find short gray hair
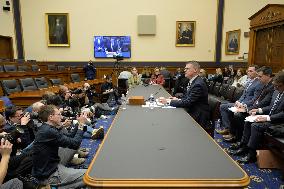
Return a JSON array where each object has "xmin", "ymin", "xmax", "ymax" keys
[{"xmin": 186, "ymin": 61, "xmax": 200, "ymax": 70}]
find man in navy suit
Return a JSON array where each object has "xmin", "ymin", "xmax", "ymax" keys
[
  {"xmin": 226, "ymin": 66, "xmax": 274, "ymax": 142},
  {"xmin": 218, "ymin": 65, "xmax": 263, "ymax": 140},
  {"xmin": 160, "ymin": 61, "xmax": 209, "ymax": 129},
  {"xmin": 235, "ymin": 71, "xmax": 284, "ymax": 164}
]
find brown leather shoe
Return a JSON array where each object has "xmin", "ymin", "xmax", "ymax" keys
[
  {"xmin": 223, "ymin": 134, "xmax": 233, "ymax": 139},
  {"xmin": 77, "ymin": 149, "xmax": 89, "ymax": 158},
  {"xmin": 217, "ymin": 128, "xmax": 229, "ymax": 135},
  {"xmin": 70, "ymin": 157, "xmax": 85, "ymax": 165},
  {"xmin": 91, "ymin": 126, "xmax": 104, "ymax": 140}
]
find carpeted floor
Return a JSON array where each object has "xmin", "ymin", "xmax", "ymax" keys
[
  {"xmin": 214, "ymin": 132, "xmax": 284, "ymax": 189},
  {"xmin": 78, "ymin": 115, "xmax": 283, "ymax": 189}
]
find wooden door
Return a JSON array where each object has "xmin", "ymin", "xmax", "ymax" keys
[
  {"xmin": 270, "ymin": 24, "xmax": 284, "ymax": 72},
  {"xmin": 254, "ymin": 25, "xmax": 284, "ymax": 72},
  {"xmin": 0, "ymin": 35, "xmax": 14, "ymax": 61}
]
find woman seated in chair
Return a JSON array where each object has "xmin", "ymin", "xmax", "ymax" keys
[
  {"xmin": 208, "ymin": 68, "xmax": 223, "ymax": 83},
  {"xmin": 128, "ymin": 67, "xmax": 142, "ymax": 88},
  {"xmin": 231, "ymin": 68, "xmax": 247, "ymax": 88},
  {"xmin": 149, "ymin": 67, "xmax": 165, "ymax": 85}
]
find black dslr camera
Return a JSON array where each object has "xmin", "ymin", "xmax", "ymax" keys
[
  {"xmin": 71, "ymin": 89, "xmax": 83, "ymax": 95},
  {"xmin": 0, "ymin": 127, "xmax": 24, "ymax": 144},
  {"xmin": 113, "ymin": 55, "xmax": 124, "ymax": 61}
]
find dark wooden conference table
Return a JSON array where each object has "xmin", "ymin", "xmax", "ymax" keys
[{"xmin": 84, "ymin": 85, "xmax": 250, "ymax": 188}]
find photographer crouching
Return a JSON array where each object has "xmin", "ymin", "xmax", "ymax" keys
[
  {"xmin": 4, "ymin": 106, "xmax": 33, "ymax": 156},
  {"xmin": 0, "ymin": 115, "xmax": 23, "ymax": 189},
  {"xmin": 32, "ymin": 105, "xmax": 88, "ymax": 188}
]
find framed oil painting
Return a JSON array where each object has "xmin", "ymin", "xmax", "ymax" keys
[
  {"xmin": 45, "ymin": 13, "xmax": 70, "ymax": 47},
  {"xmin": 225, "ymin": 29, "xmax": 241, "ymax": 55},
  {"xmin": 176, "ymin": 21, "xmax": 196, "ymax": 47}
]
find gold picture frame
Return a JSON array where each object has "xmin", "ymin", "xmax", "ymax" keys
[
  {"xmin": 176, "ymin": 21, "xmax": 196, "ymax": 47},
  {"xmin": 225, "ymin": 29, "xmax": 241, "ymax": 55},
  {"xmin": 45, "ymin": 13, "xmax": 70, "ymax": 47}
]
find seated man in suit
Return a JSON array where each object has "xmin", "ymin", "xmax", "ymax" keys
[
  {"xmin": 234, "ymin": 71, "xmax": 284, "ymax": 164},
  {"xmin": 159, "ymin": 61, "xmax": 210, "ymax": 129},
  {"xmin": 224, "ymin": 66, "xmax": 275, "ymax": 143},
  {"xmin": 218, "ymin": 65, "xmax": 263, "ymax": 139}
]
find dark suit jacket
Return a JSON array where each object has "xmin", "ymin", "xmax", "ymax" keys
[
  {"xmin": 249, "ymin": 81, "xmax": 274, "ymax": 110},
  {"xmin": 261, "ymin": 90, "xmax": 284, "ymax": 123},
  {"xmin": 238, "ymin": 79, "xmax": 263, "ymax": 107},
  {"xmin": 170, "ymin": 76, "xmax": 209, "ymax": 128}
]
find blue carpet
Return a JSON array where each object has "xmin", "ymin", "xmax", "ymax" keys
[
  {"xmin": 77, "ymin": 115, "xmax": 284, "ymax": 189},
  {"xmin": 78, "ymin": 115, "xmax": 115, "ymax": 167},
  {"xmin": 214, "ymin": 132, "xmax": 284, "ymax": 189}
]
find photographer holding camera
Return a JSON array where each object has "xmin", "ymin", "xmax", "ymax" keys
[
  {"xmin": 0, "ymin": 114, "xmax": 31, "ymax": 189},
  {"xmin": 101, "ymin": 75, "xmax": 121, "ymax": 106},
  {"xmin": 33, "ymin": 105, "xmax": 88, "ymax": 188},
  {"xmin": 4, "ymin": 106, "xmax": 33, "ymax": 155},
  {"xmin": 0, "ymin": 138, "xmax": 23, "ymax": 189}
]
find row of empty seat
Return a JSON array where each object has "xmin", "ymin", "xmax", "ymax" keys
[
  {"xmin": 1, "ymin": 74, "xmax": 81, "ymax": 95},
  {"xmin": 208, "ymin": 81, "xmax": 244, "ymax": 121},
  {"xmin": 0, "ymin": 64, "xmax": 78, "ymax": 72}
]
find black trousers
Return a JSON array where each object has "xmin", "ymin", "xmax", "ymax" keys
[
  {"xmin": 232, "ymin": 112, "xmax": 247, "ymax": 140},
  {"xmin": 241, "ymin": 121, "xmax": 272, "ymax": 150}
]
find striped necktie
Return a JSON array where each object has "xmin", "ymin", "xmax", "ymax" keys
[
  {"xmin": 187, "ymin": 82, "xmax": 191, "ymax": 91},
  {"xmin": 245, "ymin": 79, "xmax": 254, "ymax": 91},
  {"xmin": 269, "ymin": 92, "xmax": 283, "ymax": 115}
]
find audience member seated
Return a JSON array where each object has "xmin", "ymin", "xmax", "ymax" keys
[
  {"xmin": 149, "ymin": 67, "xmax": 165, "ymax": 85},
  {"xmin": 32, "ymin": 105, "xmax": 87, "ymax": 187},
  {"xmin": 199, "ymin": 68, "xmax": 209, "ymax": 87},
  {"xmin": 235, "ymin": 71, "xmax": 284, "ymax": 164},
  {"xmin": 224, "ymin": 66, "xmax": 274, "ymax": 143},
  {"xmin": 208, "ymin": 68, "xmax": 223, "ymax": 83},
  {"xmin": 173, "ymin": 68, "xmax": 182, "ymax": 79},
  {"xmin": 231, "ymin": 68, "xmax": 247, "ymax": 88},
  {"xmin": 223, "ymin": 65, "xmax": 235, "ymax": 84},
  {"xmin": 218, "ymin": 65, "xmax": 263, "ymax": 139},
  {"xmin": 128, "ymin": 67, "xmax": 142, "ymax": 88},
  {"xmin": 172, "ymin": 71, "xmax": 189, "ymax": 98},
  {"xmin": 159, "ymin": 61, "xmax": 210, "ymax": 129},
  {"xmin": 141, "ymin": 67, "xmax": 152, "ymax": 78},
  {"xmin": 118, "ymin": 67, "xmax": 132, "ymax": 79},
  {"xmin": 160, "ymin": 67, "xmax": 171, "ymax": 79}
]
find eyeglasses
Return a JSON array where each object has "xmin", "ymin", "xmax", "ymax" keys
[
  {"xmin": 273, "ymin": 83, "xmax": 284, "ymax": 88},
  {"xmin": 184, "ymin": 68, "xmax": 190, "ymax": 71}
]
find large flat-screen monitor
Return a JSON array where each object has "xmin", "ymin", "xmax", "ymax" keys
[{"xmin": 94, "ymin": 36, "xmax": 131, "ymax": 58}]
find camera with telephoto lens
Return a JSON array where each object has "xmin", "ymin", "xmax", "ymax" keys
[
  {"xmin": 71, "ymin": 89, "xmax": 83, "ymax": 95},
  {"xmin": 0, "ymin": 127, "xmax": 24, "ymax": 144}
]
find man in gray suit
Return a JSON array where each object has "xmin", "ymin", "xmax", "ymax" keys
[
  {"xmin": 235, "ymin": 71, "xmax": 284, "ymax": 164},
  {"xmin": 218, "ymin": 65, "xmax": 263, "ymax": 140}
]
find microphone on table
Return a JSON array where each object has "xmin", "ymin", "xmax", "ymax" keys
[{"xmin": 144, "ymin": 87, "xmax": 162, "ymax": 102}]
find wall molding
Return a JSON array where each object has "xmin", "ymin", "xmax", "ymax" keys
[{"xmin": 45, "ymin": 61, "xmax": 247, "ymax": 68}]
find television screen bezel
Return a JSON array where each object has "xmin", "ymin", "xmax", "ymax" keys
[{"xmin": 94, "ymin": 35, "xmax": 131, "ymax": 58}]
